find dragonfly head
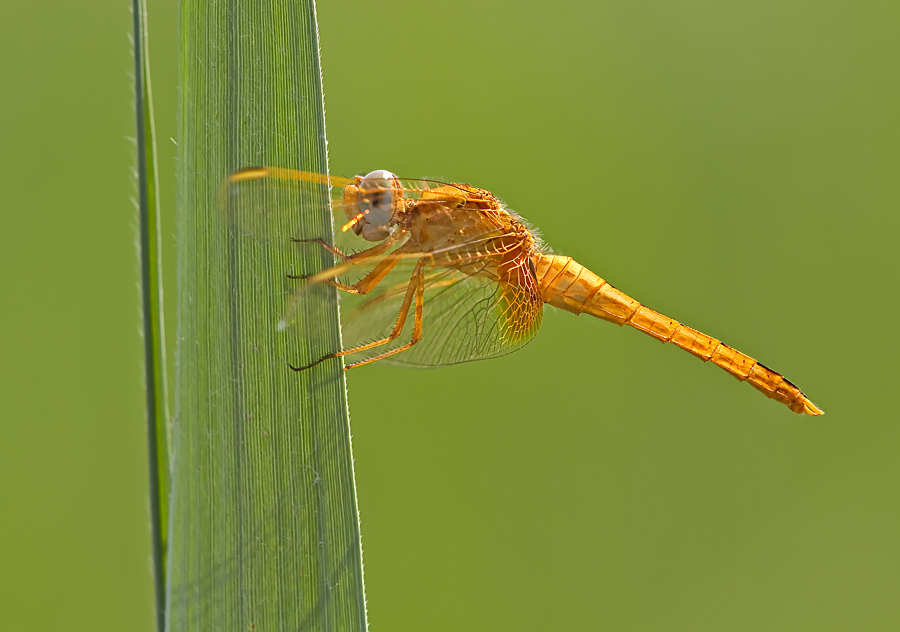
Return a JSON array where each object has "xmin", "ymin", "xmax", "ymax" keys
[{"xmin": 357, "ymin": 169, "xmax": 402, "ymax": 230}]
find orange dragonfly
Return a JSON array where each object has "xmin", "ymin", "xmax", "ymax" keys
[{"xmin": 224, "ymin": 167, "xmax": 823, "ymax": 416}]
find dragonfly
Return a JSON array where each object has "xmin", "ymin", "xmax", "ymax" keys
[{"xmin": 224, "ymin": 166, "xmax": 824, "ymax": 416}]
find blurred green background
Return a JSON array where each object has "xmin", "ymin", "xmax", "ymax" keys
[{"xmin": 2, "ymin": 0, "xmax": 898, "ymax": 630}]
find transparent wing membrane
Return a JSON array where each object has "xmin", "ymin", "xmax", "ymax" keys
[
  {"xmin": 339, "ymin": 253, "xmax": 543, "ymax": 368},
  {"xmin": 220, "ymin": 167, "xmax": 350, "ymax": 248}
]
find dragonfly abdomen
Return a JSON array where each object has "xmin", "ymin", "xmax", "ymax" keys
[{"xmin": 533, "ymin": 254, "xmax": 823, "ymax": 415}]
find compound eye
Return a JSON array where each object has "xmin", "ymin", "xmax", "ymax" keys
[{"xmin": 358, "ymin": 169, "xmax": 400, "ymax": 227}]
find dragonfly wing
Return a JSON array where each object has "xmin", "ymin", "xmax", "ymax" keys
[
  {"xmin": 340, "ymin": 250, "xmax": 543, "ymax": 367},
  {"xmin": 219, "ymin": 168, "xmax": 350, "ymax": 247}
]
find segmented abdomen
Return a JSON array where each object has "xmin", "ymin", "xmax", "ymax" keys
[{"xmin": 533, "ymin": 253, "xmax": 823, "ymax": 415}]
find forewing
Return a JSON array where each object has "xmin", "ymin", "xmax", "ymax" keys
[{"xmin": 220, "ymin": 168, "xmax": 348, "ymax": 246}]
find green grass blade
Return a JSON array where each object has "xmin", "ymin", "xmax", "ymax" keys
[
  {"xmin": 132, "ymin": 0, "xmax": 170, "ymax": 628},
  {"xmin": 168, "ymin": 1, "xmax": 367, "ymax": 630}
]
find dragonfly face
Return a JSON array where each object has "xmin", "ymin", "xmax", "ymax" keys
[{"xmin": 346, "ymin": 169, "xmax": 403, "ymax": 241}]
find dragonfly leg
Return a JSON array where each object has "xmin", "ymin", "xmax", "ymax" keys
[
  {"xmin": 291, "ymin": 237, "xmax": 351, "ymax": 261},
  {"xmin": 291, "ymin": 233, "xmax": 397, "ymax": 263},
  {"xmin": 343, "ymin": 264, "xmax": 425, "ymax": 369},
  {"xmin": 313, "ymin": 250, "xmax": 402, "ymax": 294},
  {"xmin": 295, "ymin": 237, "xmax": 411, "ymax": 293},
  {"xmin": 287, "ymin": 232, "xmax": 402, "ymax": 280},
  {"xmin": 279, "ymin": 243, "xmax": 414, "ymax": 333},
  {"xmin": 290, "ymin": 259, "xmax": 425, "ymax": 372}
]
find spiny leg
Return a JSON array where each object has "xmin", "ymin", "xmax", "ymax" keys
[
  {"xmin": 343, "ymin": 262, "xmax": 426, "ymax": 369},
  {"xmin": 293, "ymin": 250, "xmax": 402, "ymax": 294},
  {"xmin": 291, "ymin": 237, "xmax": 350, "ymax": 261},
  {"xmin": 286, "ymin": 233, "xmax": 403, "ymax": 284},
  {"xmin": 290, "ymin": 233, "xmax": 398, "ymax": 264},
  {"xmin": 314, "ymin": 244, "xmax": 493, "ymax": 298},
  {"xmin": 279, "ymin": 243, "xmax": 414, "ymax": 331},
  {"xmin": 290, "ymin": 259, "xmax": 425, "ymax": 372}
]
